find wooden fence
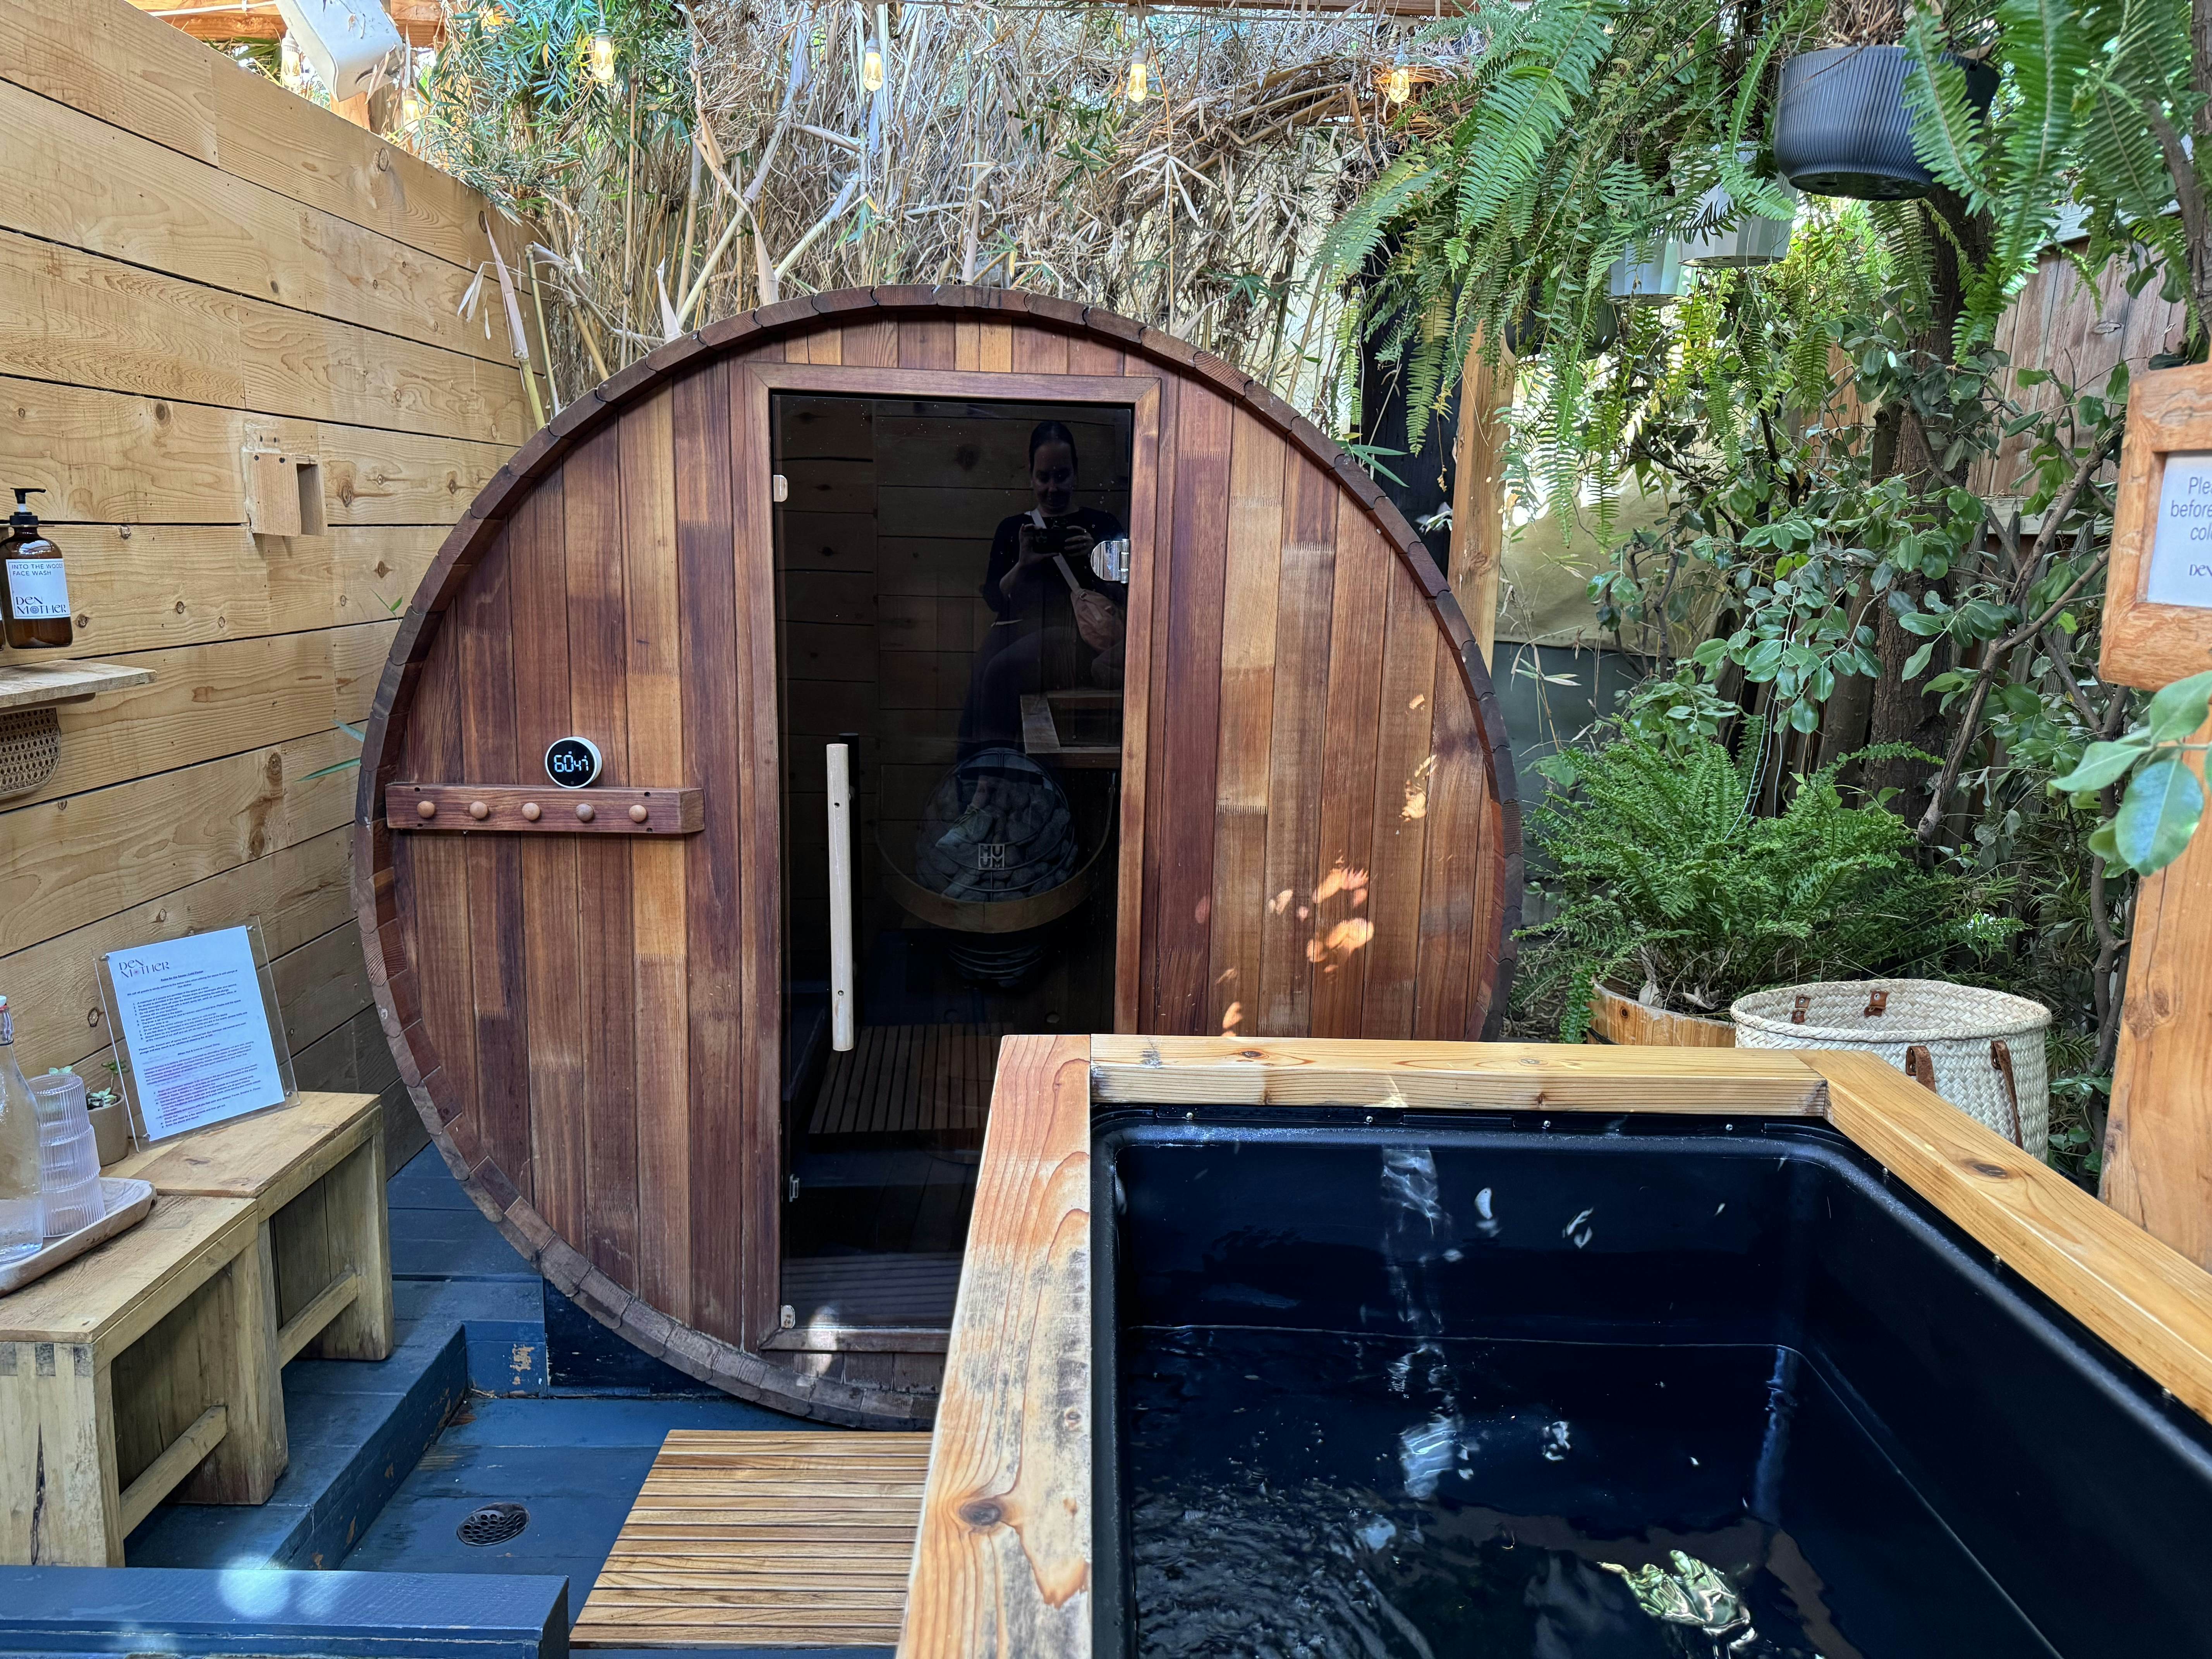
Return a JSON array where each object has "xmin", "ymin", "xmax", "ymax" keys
[{"xmin": 0, "ymin": 0, "xmax": 541, "ymax": 1171}]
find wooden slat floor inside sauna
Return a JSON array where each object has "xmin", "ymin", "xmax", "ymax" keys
[
  {"xmin": 805, "ymin": 1022, "xmax": 1008, "ymax": 1144},
  {"xmin": 570, "ymin": 1430, "xmax": 929, "ymax": 1650},
  {"xmin": 783, "ymin": 1252, "xmax": 964, "ymax": 1328}
]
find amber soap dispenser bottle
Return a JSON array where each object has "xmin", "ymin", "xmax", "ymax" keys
[{"xmin": 1, "ymin": 488, "xmax": 70, "ymax": 649}]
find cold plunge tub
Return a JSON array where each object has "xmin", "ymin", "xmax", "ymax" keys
[{"xmin": 1090, "ymin": 1108, "xmax": 2212, "ymax": 1659}]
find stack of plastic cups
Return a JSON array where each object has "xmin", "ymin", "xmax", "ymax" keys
[{"xmin": 31, "ymin": 1072, "xmax": 103, "ymax": 1238}]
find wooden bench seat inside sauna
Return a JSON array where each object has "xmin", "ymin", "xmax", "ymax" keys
[{"xmin": 355, "ymin": 287, "xmax": 1519, "ymax": 1427}]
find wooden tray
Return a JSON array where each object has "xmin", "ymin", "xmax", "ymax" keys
[{"xmin": 0, "ymin": 1178, "xmax": 156, "ymax": 1296}]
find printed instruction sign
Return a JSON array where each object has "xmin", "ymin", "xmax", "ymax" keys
[
  {"xmin": 2148, "ymin": 451, "xmax": 2212, "ymax": 610},
  {"xmin": 105, "ymin": 926, "xmax": 287, "ymax": 1140}
]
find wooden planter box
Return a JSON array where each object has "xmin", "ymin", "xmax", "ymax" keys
[{"xmin": 1587, "ymin": 981, "xmax": 1736, "ymax": 1047}]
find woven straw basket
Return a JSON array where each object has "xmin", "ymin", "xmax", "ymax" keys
[{"xmin": 1729, "ymin": 979, "xmax": 2052, "ymax": 1158}]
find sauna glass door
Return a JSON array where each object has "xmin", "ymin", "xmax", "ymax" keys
[{"xmin": 771, "ymin": 394, "xmax": 1134, "ymax": 1338}]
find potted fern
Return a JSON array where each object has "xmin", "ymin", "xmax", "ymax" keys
[
  {"xmin": 1518, "ymin": 723, "xmax": 2017, "ymax": 1044},
  {"xmin": 1772, "ymin": 0, "xmax": 1997, "ymax": 199}
]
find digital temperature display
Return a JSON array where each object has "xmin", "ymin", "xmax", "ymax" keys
[{"xmin": 544, "ymin": 735, "xmax": 603, "ymax": 788}]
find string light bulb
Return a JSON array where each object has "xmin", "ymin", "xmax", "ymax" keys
[
  {"xmin": 279, "ymin": 34, "xmax": 302, "ymax": 88},
  {"xmin": 479, "ymin": 5, "xmax": 505, "ymax": 29},
  {"xmin": 588, "ymin": 33, "xmax": 618, "ymax": 84},
  {"xmin": 402, "ymin": 91, "xmax": 423, "ymax": 125},
  {"xmin": 1385, "ymin": 64, "xmax": 1411, "ymax": 104},
  {"xmin": 863, "ymin": 47, "xmax": 884, "ymax": 92},
  {"xmin": 1125, "ymin": 58, "xmax": 1149, "ymax": 101}
]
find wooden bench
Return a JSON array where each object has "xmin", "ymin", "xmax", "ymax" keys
[
  {"xmin": 0, "ymin": 1195, "xmax": 283, "ymax": 1565},
  {"xmin": 109, "ymin": 1093, "xmax": 393, "ymax": 1366}
]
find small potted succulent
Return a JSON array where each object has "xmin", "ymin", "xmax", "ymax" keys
[{"xmin": 1772, "ymin": 0, "xmax": 1998, "ymax": 199}]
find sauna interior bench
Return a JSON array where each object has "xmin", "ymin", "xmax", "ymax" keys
[{"xmin": 107, "ymin": 1092, "xmax": 394, "ymax": 1370}]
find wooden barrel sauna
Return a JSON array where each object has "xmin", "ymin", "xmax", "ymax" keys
[{"xmin": 354, "ymin": 288, "xmax": 1521, "ymax": 1426}]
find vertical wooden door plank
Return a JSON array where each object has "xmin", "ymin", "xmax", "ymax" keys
[
  {"xmin": 511, "ymin": 472, "xmax": 588, "ymax": 1246},
  {"xmin": 844, "ymin": 318, "xmax": 899, "ymax": 367},
  {"xmin": 565, "ymin": 421, "xmax": 640, "ymax": 1288},
  {"xmin": 1149, "ymin": 382, "xmax": 1233, "ymax": 1032},
  {"xmin": 1066, "ymin": 336, "xmax": 1123, "ymax": 376},
  {"xmin": 675, "ymin": 358, "xmax": 745, "ymax": 1345},
  {"xmin": 1359, "ymin": 563, "xmax": 1439, "ymax": 1039},
  {"xmin": 900, "ymin": 318, "xmax": 955, "ymax": 370},
  {"xmin": 1414, "ymin": 645, "xmax": 1487, "ymax": 1040},
  {"xmin": 401, "ymin": 636, "xmax": 478, "ymax": 1159},
  {"xmin": 1012, "ymin": 325, "xmax": 1068, "ymax": 375},
  {"xmin": 1206, "ymin": 409, "xmax": 1283, "ymax": 1036},
  {"xmin": 1257, "ymin": 460, "xmax": 1336, "ymax": 1037},
  {"xmin": 979, "ymin": 322, "xmax": 1014, "ymax": 373},
  {"xmin": 621, "ymin": 388, "xmax": 693, "ymax": 1321},
  {"xmin": 1114, "ymin": 377, "xmax": 1163, "ymax": 1032},
  {"xmin": 1309, "ymin": 514, "xmax": 1389, "ymax": 1037},
  {"xmin": 455, "ymin": 527, "xmax": 531, "ymax": 1198},
  {"xmin": 730, "ymin": 352, "xmax": 784, "ymax": 1346},
  {"xmin": 1135, "ymin": 373, "xmax": 1181, "ymax": 1030}
]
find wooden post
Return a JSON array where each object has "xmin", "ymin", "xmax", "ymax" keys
[
  {"xmin": 2095, "ymin": 363, "xmax": 2212, "ymax": 1267},
  {"xmin": 1448, "ymin": 331, "xmax": 1514, "ymax": 669},
  {"xmin": 307, "ymin": 1133, "xmax": 396, "ymax": 1362},
  {"xmin": 179, "ymin": 1225, "xmax": 287, "ymax": 1506},
  {"xmin": 0, "ymin": 1341, "xmax": 119, "ymax": 1565}
]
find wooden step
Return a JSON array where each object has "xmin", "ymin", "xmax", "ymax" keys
[{"xmin": 570, "ymin": 1429, "xmax": 931, "ymax": 1650}]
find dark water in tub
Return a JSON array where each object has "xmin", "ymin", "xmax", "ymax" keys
[{"xmin": 1120, "ymin": 1328, "xmax": 2056, "ymax": 1659}]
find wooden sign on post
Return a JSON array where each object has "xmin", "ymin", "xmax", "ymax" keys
[
  {"xmin": 2099, "ymin": 363, "xmax": 2212, "ymax": 1269},
  {"xmin": 2104, "ymin": 366, "xmax": 2212, "ymax": 691}
]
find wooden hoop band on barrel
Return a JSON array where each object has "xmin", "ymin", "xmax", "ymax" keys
[{"xmin": 353, "ymin": 287, "xmax": 1523, "ymax": 1426}]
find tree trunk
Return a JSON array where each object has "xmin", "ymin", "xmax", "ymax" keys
[{"xmin": 1864, "ymin": 189, "xmax": 1989, "ymax": 807}]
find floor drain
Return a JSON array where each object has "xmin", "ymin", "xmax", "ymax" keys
[{"xmin": 457, "ymin": 1501, "xmax": 529, "ymax": 1546}]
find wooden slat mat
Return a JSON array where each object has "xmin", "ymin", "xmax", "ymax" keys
[
  {"xmin": 808, "ymin": 1024, "xmax": 1006, "ymax": 1139},
  {"xmin": 785, "ymin": 1252, "xmax": 963, "ymax": 1327},
  {"xmin": 572, "ymin": 1430, "xmax": 930, "ymax": 1649}
]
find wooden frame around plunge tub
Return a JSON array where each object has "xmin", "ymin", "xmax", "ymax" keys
[
  {"xmin": 897, "ymin": 1034, "xmax": 2212, "ymax": 1659},
  {"xmin": 740, "ymin": 362, "xmax": 1164, "ymax": 1035}
]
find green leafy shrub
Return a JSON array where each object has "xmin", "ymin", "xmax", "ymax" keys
[{"xmin": 1519, "ymin": 728, "xmax": 2018, "ymax": 1040}]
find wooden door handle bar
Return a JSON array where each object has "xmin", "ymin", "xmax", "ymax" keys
[{"xmin": 385, "ymin": 783, "xmax": 704, "ymax": 834}]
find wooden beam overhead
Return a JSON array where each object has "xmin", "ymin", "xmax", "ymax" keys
[{"xmin": 127, "ymin": 0, "xmax": 442, "ymax": 47}]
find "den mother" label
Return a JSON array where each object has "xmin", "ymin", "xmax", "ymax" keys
[{"xmin": 2150, "ymin": 451, "xmax": 2212, "ymax": 608}]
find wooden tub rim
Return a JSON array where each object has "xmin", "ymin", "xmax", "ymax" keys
[
  {"xmin": 898, "ymin": 1034, "xmax": 2212, "ymax": 1656},
  {"xmin": 350, "ymin": 289, "xmax": 1524, "ymax": 1429}
]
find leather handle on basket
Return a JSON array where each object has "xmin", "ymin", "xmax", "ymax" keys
[
  {"xmin": 1790, "ymin": 993, "xmax": 1811, "ymax": 1025},
  {"xmin": 1904, "ymin": 1045, "xmax": 1938, "ymax": 1091},
  {"xmin": 1864, "ymin": 988, "xmax": 1889, "ymax": 1017},
  {"xmin": 1990, "ymin": 1039, "xmax": 2025, "ymax": 1149}
]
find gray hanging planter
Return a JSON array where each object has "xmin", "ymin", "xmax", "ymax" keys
[
  {"xmin": 1504, "ymin": 289, "xmax": 1620, "ymax": 357},
  {"xmin": 1680, "ymin": 146, "xmax": 1799, "ymax": 267},
  {"xmin": 1608, "ymin": 239, "xmax": 1686, "ymax": 305},
  {"xmin": 1772, "ymin": 44, "xmax": 1998, "ymax": 201}
]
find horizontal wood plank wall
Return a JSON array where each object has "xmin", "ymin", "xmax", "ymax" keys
[
  {"xmin": 363, "ymin": 289, "xmax": 1516, "ymax": 1422},
  {"xmin": 0, "ymin": 0, "xmax": 538, "ymax": 1174}
]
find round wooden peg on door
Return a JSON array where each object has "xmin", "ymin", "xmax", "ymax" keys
[
  {"xmin": 469, "ymin": 800, "xmax": 490, "ymax": 821},
  {"xmin": 521, "ymin": 801, "xmax": 542, "ymax": 821},
  {"xmin": 575, "ymin": 802, "xmax": 596, "ymax": 823},
  {"xmin": 629, "ymin": 804, "xmax": 649, "ymax": 823},
  {"xmin": 416, "ymin": 799, "xmax": 437, "ymax": 819}
]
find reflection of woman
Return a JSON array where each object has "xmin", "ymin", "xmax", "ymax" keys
[{"xmin": 958, "ymin": 420, "xmax": 1128, "ymax": 755}]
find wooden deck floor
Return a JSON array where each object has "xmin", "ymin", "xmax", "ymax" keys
[
  {"xmin": 570, "ymin": 1430, "xmax": 929, "ymax": 1649},
  {"xmin": 807, "ymin": 1023, "xmax": 1006, "ymax": 1142}
]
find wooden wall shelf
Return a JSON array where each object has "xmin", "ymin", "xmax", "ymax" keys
[
  {"xmin": 0, "ymin": 660, "xmax": 154, "ymax": 712},
  {"xmin": 384, "ymin": 783, "xmax": 703, "ymax": 835}
]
